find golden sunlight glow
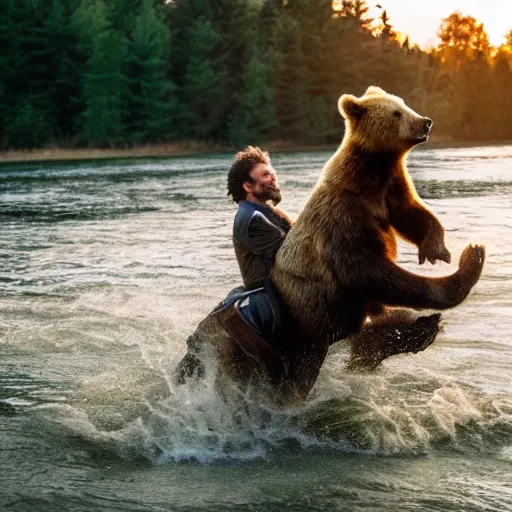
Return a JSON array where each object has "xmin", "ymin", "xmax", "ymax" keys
[
  {"xmin": 335, "ymin": 1, "xmax": 512, "ymax": 49},
  {"xmin": 332, "ymin": 0, "xmax": 342, "ymax": 11}
]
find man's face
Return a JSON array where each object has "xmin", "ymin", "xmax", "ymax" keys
[{"xmin": 245, "ymin": 162, "xmax": 282, "ymax": 205}]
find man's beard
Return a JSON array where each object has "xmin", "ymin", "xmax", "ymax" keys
[{"xmin": 254, "ymin": 185, "xmax": 282, "ymax": 206}]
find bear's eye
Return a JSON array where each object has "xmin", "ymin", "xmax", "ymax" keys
[{"xmin": 393, "ymin": 110, "xmax": 402, "ymax": 118}]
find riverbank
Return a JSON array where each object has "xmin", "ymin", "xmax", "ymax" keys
[{"xmin": 1, "ymin": 138, "xmax": 511, "ymax": 163}]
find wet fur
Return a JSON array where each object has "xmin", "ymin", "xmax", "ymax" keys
[
  {"xmin": 268, "ymin": 87, "xmax": 485, "ymax": 398},
  {"xmin": 177, "ymin": 87, "xmax": 485, "ymax": 401}
]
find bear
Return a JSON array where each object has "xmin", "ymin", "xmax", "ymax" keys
[
  {"xmin": 175, "ymin": 86, "xmax": 485, "ymax": 402},
  {"xmin": 269, "ymin": 86, "xmax": 485, "ymax": 397}
]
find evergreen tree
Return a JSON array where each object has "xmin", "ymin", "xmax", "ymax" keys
[
  {"xmin": 106, "ymin": 0, "xmax": 141, "ymax": 35},
  {"xmin": 170, "ymin": 0, "xmax": 263, "ymax": 141},
  {"xmin": 493, "ymin": 53, "xmax": 512, "ymax": 139},
  {"xmin": 273, "ymin": 14, "xmax": 310, "ymax": 141},
  {"xmin": 0, "ymin": 0, "xmax": 20, "ymax": 146},
  {"xmin": 227, "ymin": 45, "xmax": 276, "ymax": 147},
  {"xmin": 70, "ymin": 0, "xmax": 107, "ymax": 143},
  {"xmin": 426, "ymin": 62, "xmax": 460, "ymax": 140},
  {"xmin": 339, "ymin": 0, "xmax": 374, "ymax": 31},
  {"xmin": 177, "ymin": 17, "xmax": 223, "ymax": 139},
  {"xmin": 377, "ymin": 9, "xmax": 396, "ymax": 41},
  {"xmin": 456, "ymin": 56, "xmax": 495, "ymax": 139},
  {"xmin": 288, "ymin": 0, "xmax": 333, "ymax": 96},
  {"xmin": 308, "ymin": 95, "xmax": 332, "ymax": 143},
  {"xmin": 44, "ymin": 0, "xmax": 83, "ymax": 142},
  {"xmin": 80, "ymin": 0, "xmax": 127, "ymax": 145},
  {"xmin": 124, "ymin": 0, "xmax": 176, "ymax": 143},
  {"xmin": 322, "ymin": 15, "xmax": 367, "ymax": 95},
  {"xmin": 2, "ymin": 0, "xmax": 512, "ymax": 148},
  {"xmin": 1, "ymin": 0, "xmax": 57, "ymax": 148}
]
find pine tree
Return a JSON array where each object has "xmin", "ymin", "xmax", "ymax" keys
[
  {"xmin": 308, "ymin": 95, "xmax": 332, "ymax": 143},
  {"xmin": 273, "ymin": 14, "xmax": 310, "ymax": 141},
  {"xmin": 80, "ymin": 0, "xmax": 127, "ymax": 145},
  {"xmin": 177, "ymin": 17, "xmax": 223, "ymax": 140},
  {"xmin": 227, "ymin": 45, "xmax": 276, "ymax": 147},
  {"xmin": 44, "ymin": 0, "xmax": 83, "ymax": 142},
  {"xmin": 457, "ymin": 56, "xmax": 495, "ymax": 139},
  {"xmin": 322, "ymin": 15, "xmax": 367, "ymax": 94},
  {"xmin": 1, "ymin": 0, "xmax": 56, "ymax": 148},
  {"xmin": 339, "ymin": 0, "xmax": 374, "ymax": 31},
  {"xmin": 124, "ymin": 0, "xmax": 176, "ymax": 143},
  {"xmin": 493, "ymin": 54, "xmax": 512, "ymax": 139},
  {"xmin": 378, "ymin": 9, "xmax": 396, "ymax": 41},
  {"xmin": 106, "ymin": 0, "xmax": 141, "ymax": 35},
  {"xmin": 0, "ymin": 0, "xmax": 20, "ymax": 146}
]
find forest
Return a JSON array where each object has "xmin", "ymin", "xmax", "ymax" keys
[{"xmin": 1, "ymin": 0, "xmax": 512, "ymax": 150}]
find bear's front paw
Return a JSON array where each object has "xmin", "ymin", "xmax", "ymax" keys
[
  {"xmin": 458, "ymin": 244, "xmax": 485, "ymax": 286},
  {"xmin": 418, "ymin": 240, "xmax": 451, "ymax": 265}
]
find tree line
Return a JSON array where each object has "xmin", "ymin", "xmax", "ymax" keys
[{"xmin": 1, "ymin": 0, "xmax": 512, "ymax": 150}]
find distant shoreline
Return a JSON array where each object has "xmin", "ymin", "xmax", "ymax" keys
[{"xmin": 1, "ymin": 139, "xmax": 511, "ymax": 164}]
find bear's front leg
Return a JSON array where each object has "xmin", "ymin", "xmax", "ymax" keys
[
  {"xmin": 418, "ymin": 223, "xmax": 451, "ymax": 265},
  {"xmin": 387, "ymin": 173, "xmax": 451, "ymax": 264},
  {"xmin": 391, "ymin": 204, "xmax": 451, "ymax": 265},
  {"xmin": 346, "ymin": 309, "xmax": 442, "ymax": 372}
]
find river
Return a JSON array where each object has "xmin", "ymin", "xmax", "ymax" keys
[{"xmin": 1, "ymin": 145, "xmax": 511, "ymax": 511}]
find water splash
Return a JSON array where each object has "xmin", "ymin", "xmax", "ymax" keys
[{"xmin": 33, "ymin": 355, "xmax": 512, "ymax": 465}]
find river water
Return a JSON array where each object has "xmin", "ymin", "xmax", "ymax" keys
[{"xmin": 1, "ymin": 146, "xmax": 511, "ymax": 511}]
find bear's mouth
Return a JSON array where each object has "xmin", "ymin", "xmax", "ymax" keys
[
  {"xmin": 409, "ymin": 117, "xmax": 433, "ymax": 144},
  {"xmin": 411, "ymin": 120, "xmax": 433, "ymax": 144},
  {"xmin": 409, "ymin": 133, "xmax": 429, "ymax": 145}
]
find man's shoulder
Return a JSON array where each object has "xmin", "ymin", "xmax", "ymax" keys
[
  {"xmin": 238, "ymin": 200, "xmax": 272, "ymax": 216},
  {"xmin": 235, "ymin": 201, "xmax": 271, "ymax": 225},
  {"xmin": 234, "ymin": 202, "xmax": 273, "ymax": 242}
]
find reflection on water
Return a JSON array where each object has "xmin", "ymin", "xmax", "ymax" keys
[
  {"xmin": 416, "ymin": 179, "xmax": 509, "ymax": 199},
  {"xmin": 0, "ymin": 371, "xmax": 70, "ymax": 410},
  {"xmin": 1, "ymin": 145, "xmax": 512, "ymax": 511}
]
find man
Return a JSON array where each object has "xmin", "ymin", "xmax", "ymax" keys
[
  {"xmin": 174, "ymin": 146, "xmax": 292, "ymax": 383},
  {"xmin": 228, "ymin": 146, "xmax": 293, "ymax": 289}
]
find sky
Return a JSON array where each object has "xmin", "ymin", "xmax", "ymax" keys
[{"xmin": 371, "ymin": 0, "xmax": 512, "ymax": 48}]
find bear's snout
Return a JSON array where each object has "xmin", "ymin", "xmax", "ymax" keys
[
  {"xmin": 423, "ymin": 117, "xmax": 433, "ymax": 134},
  {"xmin": 407, "ymin": 116, "xmax": 433, "ymax": 145}
]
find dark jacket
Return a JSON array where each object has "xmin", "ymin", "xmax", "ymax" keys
[{"xmin": 233, "ymin": 200, "xmax": 292, "ymax": 289}]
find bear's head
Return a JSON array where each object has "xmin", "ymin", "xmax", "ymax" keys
[{"xmin": 338, "ymin": 86, "xmax": 432, "ymax": 153}]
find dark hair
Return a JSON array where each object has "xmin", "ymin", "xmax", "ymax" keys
[{"xmin": 227, "ymin": 146, "xmax": 270, "ymax": 203}]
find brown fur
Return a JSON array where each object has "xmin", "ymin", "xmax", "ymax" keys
[
  {"xmin": 269, "ymin": 86, "xmax": 485, "ymax": 397},
  {"xmin": 176, "ymin": 87, "xmax": 485, "ymax": 402}
]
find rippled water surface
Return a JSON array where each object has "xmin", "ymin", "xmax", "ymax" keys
[{"xmin": 1, "ymin": 146, "xmax": 512, "ymax": 511}]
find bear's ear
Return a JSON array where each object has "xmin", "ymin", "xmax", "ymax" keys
[
  {"xmin": 338, "ymin": 94, "xmax": 366, "ymax": 120},
  {"xmin": 364, "ymin": 86, "xmax": 387, "ymax": 97}
]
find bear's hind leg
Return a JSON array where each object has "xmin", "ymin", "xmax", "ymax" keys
[
  {"xmin": 173, "ymin": 311, "xmax": 222, "ymax": 385},
  {"xmin": 174, "ymin": 351, "xmax": 204, "ymax": 384},
  {"xmin": 346, "ymin": 309, "xmax": 442, "ymax": 372}
]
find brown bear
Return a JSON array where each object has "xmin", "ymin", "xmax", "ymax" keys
[
  {"xmin": 270, "ymin": 86, "xmax": 485, "ymax": 397},
  {"xmin": 175, "ymin": 86, "xmax": 485, "ymax": 402}
]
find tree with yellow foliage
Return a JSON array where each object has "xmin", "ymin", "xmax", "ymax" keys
[
  {"xmin": 435, "ymin": 11, "xmax": 490, "ymax": 68},
  {"xmin": 505, "ymin": 28, "xmax": 512, "ymax": 48}
]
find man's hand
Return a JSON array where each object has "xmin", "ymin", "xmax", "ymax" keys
[{"xmin": 271, "ymin": 206, "xmax": 294, "ymax": 226}]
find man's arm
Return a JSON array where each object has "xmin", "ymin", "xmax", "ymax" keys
[{"xmin": 247, "ymin": 213, "xmax": 288, "ymax": 260}]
